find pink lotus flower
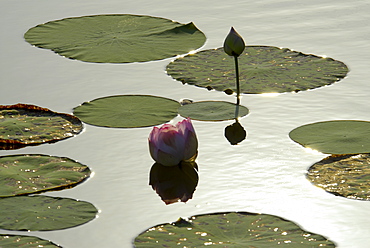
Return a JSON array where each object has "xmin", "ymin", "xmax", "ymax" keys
[{"xmin": 149, "ymin": 118, "xmax": 198, "ymax": 166}]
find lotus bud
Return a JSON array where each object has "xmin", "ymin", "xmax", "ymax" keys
[
  {"xmin": 148, "ymin": 118, "xmax": 198, "ymax": 166},
  {"xmin": 223, "ymin": 27, "xmax": 245, "ymax": 57}
]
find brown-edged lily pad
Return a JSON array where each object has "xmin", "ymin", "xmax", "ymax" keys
[
  {"xmin": 134, "ymin": 211, "xmax": 335, "ymax": 247},
  {"xmin": 0, "ymin": 154, "xmax": 91, "ymax": 197},
  {"xmin": 166, "ymin": 46, "xmax": 348, "ymax": 94},
  {"xmin": 307, "ymin": 153, "xmax": 370, "ymax": 200},
  {"xmin": 0, "ymin": 104, "xmax": 83, "ymax": 149}
]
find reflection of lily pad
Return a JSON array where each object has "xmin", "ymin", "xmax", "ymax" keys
[
  {"xmin": 307, "ymin": 154, "xmax": 370, "ymax": 200},
  {"xmin": 178, "ymin": 101, "xmax": 249, "ymax": 121},
  {"xmin": 73, "ymin": 95, "xmax": 180, "ymax": 128},
  {"xmin": 0, "ymin": 154, "xmax": 91, "ymax": 197},
  {"xmin": 0, "ymin": 234, "xmax": 61, "ymax": 247},
  {"xmin": 166, "ymin": 46, "xmax": 348, "ymax": 94},
  {"xmin": 134, "ymin": 212, "xmax": 335, "ymax": 247},
  {"xmin": 0, "ymin": 104, "xmax": 83, "ymax": 150},
  {"xmin": 289, "ymin": 120, "xmax": 370, "ymax": 154},
  {"xmin": 24, "ymin": 14, "xmax": 206, "ymax": 63},
  {"xmin": 0, "ymin": 195, "xmax": 98, "ymax": 231}
]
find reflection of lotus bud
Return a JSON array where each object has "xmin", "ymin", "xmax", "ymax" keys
[
  {"xmin": 149, "ymin": 118, "xmax": 198, "ymax": 166},
  {"xmin": 225, "ymin": 120, "xmax": 247, "ymax": 145},
  {"xmin": 223, "ymin": 27, "xmax": 245, "ymax": 57}
]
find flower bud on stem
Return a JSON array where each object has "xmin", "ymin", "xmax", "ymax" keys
[{"xmin": 223, "ymin": 27, "xmax": 245, "ymax": 108}]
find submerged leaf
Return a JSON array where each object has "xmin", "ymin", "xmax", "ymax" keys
[
  {"xmin": 0, "ymin": 104, "xmax": 83, "ymax": 150},
  {"xmin": 134, "ymin": 211, "xmax": 335, "ymax": 247},
  {"xmin": 307, "ymin": 153, "xmax": 370, "ymax": 200},
  {"xmin": 178, "ymin": 101, "xmax": 249, "ymax": 121},
  {"xmin": 24, "ymin": 14, "xmax": 206, "ymax": 63},
  {"xmin": 0, "ymin": 195, "xmax": 98, "ymax": 231},
  {"xmin": 289, "ymin": 120, "xmax": 370, "ymax": 154},
  {"xmin": 167, "ymin": 46, "xmax": 348, "ymax": 94},
  {"xmin": 0, "ymin": 154, "xmax": 91, "ymax": 197},
  {"xmin": 73, "ymin": 95, "xmax": 180, "ymax": 128}
]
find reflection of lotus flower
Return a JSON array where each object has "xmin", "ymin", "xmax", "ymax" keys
[
  {"xmin": 149, "ymin": 161, "xmax": 198, "ymax": 205},
  {"xmin": 223, "ymin": 27, "xmax": 245, "ymax": 57},
  {"xmin": 149, "ymin": 118, "xmax": 198, "ymax": 166}
]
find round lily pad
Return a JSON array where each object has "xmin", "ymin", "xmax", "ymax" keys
[
  {"xmin": 307, "ymin": 154, "xmax": 370, "ymax": 200},
  {"xmin": 289, "ymin": 120, "xmax": 370, "ymax": 154},
  {"xmin": 134, "ymin": 211, "xmax": 335, "ymax": 247},
  {"xmin": 166, "ymin": 46, "xmax": 348, "ymax": 94},
  {"xmin": 0, "ymin": 154, "xmax": 91, "ymax": 197},
  {"xmin": 0, "ymin": 195, "xmax": 98, "ymax": 231},
  {"xmin": 24, "ymin": 14, "xmax": 206, "ymax": 63},
  {"xmin": 73, "ymin": 95, "xmax": 180, "ymax": 128},
  {"xmin": 0, "ymin": 104, "xmax": 83, "ymax": 150},
  {"xmin": 178, "ymin": 101, "xmax": 249, "ymax": 121},
  {"xmin": 0, "ymin": 234, "xmax": 61, "ymax": 248}
]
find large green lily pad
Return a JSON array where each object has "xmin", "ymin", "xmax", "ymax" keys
[
  {"xmin": 289, "ymin": 120, "xmax": 370, "ymax": 154},
  {"xmin": 307, "ymin": 153, "xmax": 370, "ymax": 200},
  {"xmin": 0, "ymin": 104, "xmax": 83, "ymax": 150},
  {"xmin": 166, "ymin": 46, "xmax": 348, "ymax": 94},
  {"xmin": 0, "ymin": 195, "xmax": 98, "ymax": 231},
  {"xmin": 178, "ymin": 101, "xmax": 249, "ymax": 121},
  {"xmin": 134, "ymin": 212, "xmax": 335, "ymax": 247},
  {"xmin": 73, "ymin": 95, "xmax": 180, "ymax": 128},
  {"xmin": 0, "ymin": 234, "xmax": 61, "ymax": 247},
  {"xmin": 24, "ymin": 14, "xmax": 206, "ymax": 63},
  {"xmin": 0, "ymin": 154, "xmax": 91, "ymax": 197}
]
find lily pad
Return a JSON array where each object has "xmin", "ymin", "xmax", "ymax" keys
[
  {"xmin": 0, "ymin": 234, "xmax": 61, "ymax": 248},
  {"xmin": 24, "ymin": 14, "xmax": 206, "ymax": 63},
  {"xmin": 0, "ymin": 104, "xmax": 83, "ymax": 150},
  {"xmin": 307, "ymin": 153, "xmax": 370, "ymax": 200},
  {"xmin": 0, "ymin": 154, "xmax": 91, "ymax": 197},
  {"xmin": 178, "ymin": 101, "xmax": 249, "ymax": 121},
  {"xmin": 166, "ymin": 46, "xmax": 348, "ymax": 94},
  {"xmin": 73, "ymin": 95, "xmax": 180, "ymax": 128},
  {"xmin": 289, "ymin": 120, "xmax": 370, "ymax": 154},
  {"xmin": 134, "ymin": 211, "xmax": 335, "ymax": 247},
  {"xmin": 0, "ymin": 195, "xmax": 98, "ymax": 231}
]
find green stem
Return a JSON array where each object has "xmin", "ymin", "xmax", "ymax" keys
[{"xmin": 234, "ymin": 55, "xmax": 240, "ymax": 106}]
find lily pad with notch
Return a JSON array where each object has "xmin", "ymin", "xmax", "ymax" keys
[
  {"xmin": 0, "ymin": 234, "xmax": 61, "ymax": 248},
  {"xmin": 0, "ymin": 154, "xmax": 91, "ymax": 197},
  {"xmin": 178, "ymin": 101, "xmax": 249, "ymax": 121},
  {"xmin": 166, "ymin": 46, "xmax": 348, "ymax": 94},
  {"xmin": 307, "ymin": 153, "xmax": 370, "ymax": 200},
  {"xmin": 24, "ymin": 14, "xmax": 206, "ymax": 63},
  {"xmin": 289, "ymin": 120, "xmax": 370, "ymax": 154},
  {"xmin": 134, "ymin": 211, "xmax": 335, "ymax": 247},
  {"xmin": 0, "ymin": 104, "xmax": 83, "ymax": 150},
  {"xmin": 0, "ymin": 195, "xmax": 98, "ymax": 231},
  {"xmin": 73, "ymin": 95, "xmax": 180, "ymax": 128}
]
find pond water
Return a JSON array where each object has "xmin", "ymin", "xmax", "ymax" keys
[{"xmin": 1, "ymin": 0, "xmax": 370, "ymax": 247}]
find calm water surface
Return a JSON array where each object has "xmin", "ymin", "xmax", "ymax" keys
[{"xmin": 1, "ymin": 0, "xmax": 370, "ymax": 247}]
